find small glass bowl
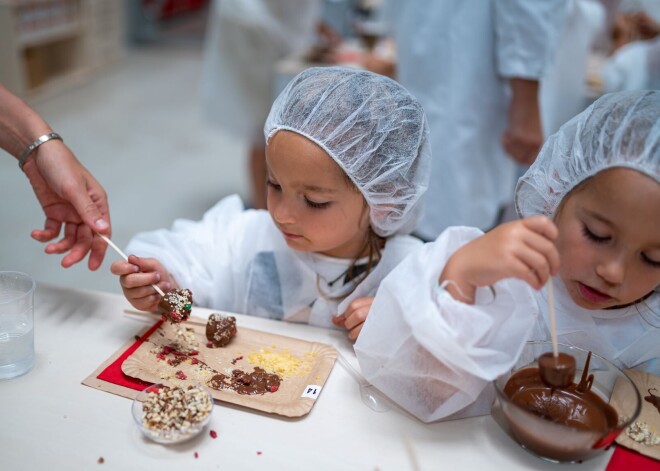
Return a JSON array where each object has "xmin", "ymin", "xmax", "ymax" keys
[
  {"xmin": 131, "ymin": 383, "xmax": 214, "ymax": 444},
  {"xmin": 493, "ymin": 341, "xmax": 641, "ymax": 464}
]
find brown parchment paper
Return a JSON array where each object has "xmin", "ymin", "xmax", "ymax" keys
[
  {"xmin": 611, "ymin": 369, "xmax": 660, "ymax": 460},
  {"xmin": 120, "ymin": 319, "xmax": 336, "ymax": 418}
]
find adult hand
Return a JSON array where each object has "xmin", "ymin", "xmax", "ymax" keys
[
  {"xmin": 21, "ymin": 140, "xmax": 111, "ymax": 270},
  {"xmin": 501, "ymin": 78, "xmax": 543, "ymax": 166}
]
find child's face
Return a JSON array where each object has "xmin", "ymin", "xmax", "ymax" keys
[
  {"xmin": 554, "ymin": 168, "xmax": 660, "ymax": 310},
  {"xmin": 265, "ymin": 131, "xmax": 371, "ymax": 258}
]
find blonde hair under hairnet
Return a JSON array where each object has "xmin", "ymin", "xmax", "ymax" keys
[
  {"xmin": 265, "ymin": 66, "xmax": 431, "ymax": 237},
  {"xmin": 516, "ymin": 90, "xmax": 660, "ymax": 218}
]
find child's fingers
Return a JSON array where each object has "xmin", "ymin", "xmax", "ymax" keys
[
  {"xmin": 332, "ymin": 314, "xmax": 346, "ymax": 327},
  {"xmin": 128, "ymin": 255, "xmax": 163, "ymax": 274},
  {"xmin": 120, "ymin": 271, "xmax": 161, "ymax": 290},
  {"xmin": 522, "ymin": 233, "xmax": 560, "ymax": 276},
  {"xmin": 521, "ymin": 215, "xmax": 558, "ymax": 241},
  {"xmin": 126, "ymin": 291, "xmax": 161, "ymax": 311},
  {"xmin": 110, "ymin": 260, "xmax": 139, "ymax": 276},
  {"xmin": 343, "ymin": 303, "xmax": 371, "ymax": 331},
  {"xmin": 123, "ymin": 283, "xmax": 163, "ymax": 300},
  {"xmin": 347, "ymin": 323, "xmax": 363, "ymax": 342}
]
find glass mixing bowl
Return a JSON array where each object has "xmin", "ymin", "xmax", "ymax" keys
[{"xmin": 493, "ymin": 341, "xmax": 641, "ymax": 463}]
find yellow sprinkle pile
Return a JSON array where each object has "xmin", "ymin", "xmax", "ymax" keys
[{"xmin": 247, "ymin": 347, "xmax": 318, "ymax": 378}]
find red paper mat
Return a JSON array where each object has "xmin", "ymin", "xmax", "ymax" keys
[
  {"xmin": 606, "ymin": 445, "xmax": 660, "ymax": 470},
  {"xmin": 96, "ymin": 320, "xmax": 163, "ymax": 391}
]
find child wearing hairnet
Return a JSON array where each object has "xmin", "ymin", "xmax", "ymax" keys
[
  {"xmin": 112, "ymin": 67, "xmax": 433, "ymax": 339},
  {"xmin": 355, "ymin": 90, "xmax": 660, "ymax": 422}
]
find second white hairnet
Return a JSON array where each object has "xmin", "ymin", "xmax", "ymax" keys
[
  {"xmin": 265, "ymin": 66, "xmax": 431, "ymax": 237},
  {"xmin": 516, "ymin": 90, "xmax": 660, "ymax": 218}
]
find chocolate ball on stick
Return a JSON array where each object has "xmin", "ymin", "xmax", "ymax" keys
[
  {"xmin": 538, "ymin": 352, "xmax": 576, "ymax": 389},
  {"xmin": 158, "ymin": 289, "xmax": 193, "ymax": 323}
]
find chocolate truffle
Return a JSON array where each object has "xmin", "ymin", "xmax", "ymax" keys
[
  {"xmin": 206, "ymin": 313, "xmax": 237, "ymax": 347},
  {"xmin": 158, "ymin": 289, "xmax": 193, "ymax": 323}
]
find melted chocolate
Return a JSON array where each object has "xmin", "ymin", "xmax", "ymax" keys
[
  {"xmin": 206, "ymin": 313, "xmax": 237, "ymax": 348},
  {"xmin": 207, "ymin": 367, "xmax": 281, "ymax": 395},
  {"xmin": 502, "ymin": 351, "xmax": 619, "ymax": 462},
  {"xmin": 538, "ymin": 352, "xmax": 576, "ymax": 389},
  {"xmin": 158, "ymin": 289, "xmax": 193, "ymax": 323},
  {"xmin": 645, "ymin": 388, "xmax": 660, "ymax": 414}
]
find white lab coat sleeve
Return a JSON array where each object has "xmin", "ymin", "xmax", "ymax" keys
[
  {"xmin": 354, "ymin": 226, "xmax": 539, "ymax": 423},
  {"xmin": 125, "ymin": 195, "xmax": 246, "ymax": 309},
  {"xmin": 494, "ymin": 0, "xmax": 568, "ymax": 79}
]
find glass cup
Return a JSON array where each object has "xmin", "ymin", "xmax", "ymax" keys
[{"xmin": 0, "ymin": 272, "xmax": 36, "ymax": 380}]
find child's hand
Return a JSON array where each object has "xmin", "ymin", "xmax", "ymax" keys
[
  {"xmin": 332, "ymin": 297, "xmax": 374, "ymax": 342},
  {"xmin": 110, "ymin": 255, "xmax": 174, "ymax": 311},
  {"xmin": 441, "ymin": 216, "xmax": 559, "ymax": 303}
]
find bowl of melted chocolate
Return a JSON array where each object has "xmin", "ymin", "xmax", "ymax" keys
[{"xmin": 493, "ymin": 342, "xmax": 641, "ymax": 463}]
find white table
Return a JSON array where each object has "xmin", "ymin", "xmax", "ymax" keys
[{"xmin": 1, "ymin": 283, "xmax": 613, "ymax": 470}]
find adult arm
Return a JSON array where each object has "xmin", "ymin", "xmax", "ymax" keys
[{"xmin": 0, "ymin": 84, "xmax": 111, "ymax": 269}]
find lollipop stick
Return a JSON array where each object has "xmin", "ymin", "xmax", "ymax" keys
[
  {"xmin": 547, "ymin": 277, "xmax": 558, "ymax": 357},
  {"xmin": 97, "ymin": 233, "xmax": 165, "ymax": 297}
]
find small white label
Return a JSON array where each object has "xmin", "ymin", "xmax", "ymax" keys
[{"xmin": 301, "ymin": 385, "xmax": 322, "ymax": 399}]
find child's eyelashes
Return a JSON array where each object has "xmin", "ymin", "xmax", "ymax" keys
[
  {"xmin": 581, "ymin": 224, "xmax": 609, "ymax": 244},
  {"xmin": 305, "ymin": 198, "xmax": 330, "ymax": 209},
  {"xmin": 642, "ymin": 254, "xmax": 660, "ymax": 269},
  {"xmin": 266, "ymin": 180, "xmax": 281, "ymax": 191},
  {"xmin": 267, "ymin": 180, "xmax": 330, "ymax": 209}
]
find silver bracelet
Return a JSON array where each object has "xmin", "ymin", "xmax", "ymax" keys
[{"xmin": 18, "ymin": 132, "xmax": 63, "ymax": 170}]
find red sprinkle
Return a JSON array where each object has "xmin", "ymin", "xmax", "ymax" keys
[
  {"xmin": 156, "ymin": 353, "xmax": 165, "ymax": 361},
  {"xmin": 190, "ymin": 358, "xmax": 199, "ymax": 365},
  {"xmin": 268, "ymin": 385, "xmax": 279, "ymax": 393},
  {"xmin": 189, "ymin": 350, "xmax": 199, "ymax": 355},
  {"xmin": 194, "ymin": 452, "xmax": 198, "ymax": 459},
  {"xmin": 209, "ymin": 430, "xmax": 217, "ymax": 439},
  {"xmin": 162, "ymin": 346, "xmax": 173, "ymax": 354},
  {"xmin": 175, "ymin": 370, "xmax": 187, "ymax": 380}
]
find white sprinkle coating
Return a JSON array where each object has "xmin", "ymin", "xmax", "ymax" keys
[{"xmin": 626, "ymin": 420, "xmax": 660, "ymax": 446}]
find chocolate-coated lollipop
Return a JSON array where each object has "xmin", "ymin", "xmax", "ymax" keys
[
  {"xmin": 538, "ymin": 352, "xmax": 576, "ymax": 388},
  {"xmin": 538, "ymin": 278, "xmax": 577, "ymax": 388},
  {"xmin": 158, "ymin": 288, "xmax": 193, "ymax": 323}
]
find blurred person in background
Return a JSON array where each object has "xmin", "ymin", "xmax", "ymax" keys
[
  {"xmin": 371, "ymin": 1, "xmax": 568, "ymax": 240},
  {"xmin": 600, "ymin": 0, "xmax": 660, "ymax": 91},
  {"xmin": 201, "ymin": 0, "xmax": 332, "ymax": 209}
]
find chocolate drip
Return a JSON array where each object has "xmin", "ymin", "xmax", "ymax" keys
[
  {"xmin": 208, "ymin": 367, "xmax": 281, "ymax": 395},
  {"xmin": 645, "ymin": 388, "xmax": 660, "ymax": 414}
]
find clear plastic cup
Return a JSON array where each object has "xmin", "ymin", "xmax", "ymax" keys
[{"xmin": 0, "ymin": 272, "xmax": 35, "ymax": 380}]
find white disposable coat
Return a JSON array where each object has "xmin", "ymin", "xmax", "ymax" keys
[
  {"xmin": 386, "ymin": 0, "xmax": 567, "ymax": 238},
  {"xmin": 200, "ymin": 0, "xmax": 321, "ymax": 141},
  {"xmin": 126, "ymin": 195, "xmax": 423, "ymax": 327},
  {"xmin": 355, "ymin": 227, "xmax": 660, "ymax": 423}
]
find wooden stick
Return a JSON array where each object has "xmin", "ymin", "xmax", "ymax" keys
[
  {"xmin": 98, "ymin": 233, "xmax": 165, "ymax": 297},
  {"xmin": 547, "ymin": 277, "xmax": 558, "ymax": 357}
]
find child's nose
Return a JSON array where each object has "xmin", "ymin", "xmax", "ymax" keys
[
  {"xmin": 595, "ymin": 257, "xmax": 625, "ymax": 286},
  {"xmin": 270, "ymin": 200, "xmax": 296, "ymax": 225}
]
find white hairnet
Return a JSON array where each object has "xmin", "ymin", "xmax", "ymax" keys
[
  {"xmin": 516, "ymin": 90, "xmax": 660, "ymax": 218},
  {"xmin": 264, "ymin": 66, "xmax": 431, "ymax": 237}
]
